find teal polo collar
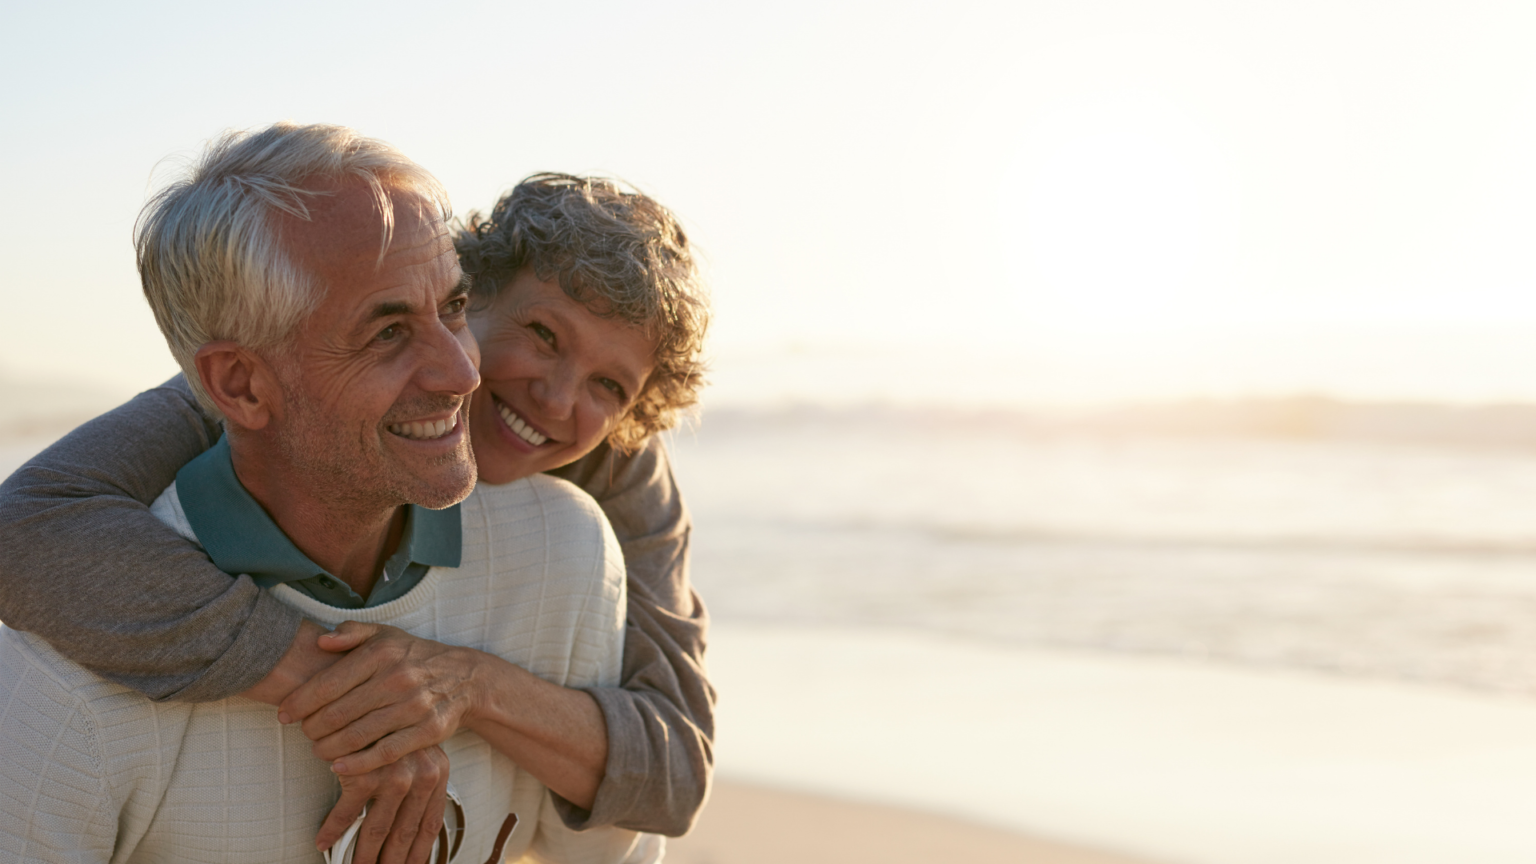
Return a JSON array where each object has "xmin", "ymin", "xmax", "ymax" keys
[{"xmin": 175, "ymin": 436, "xmax": 461, "ymax": 600}]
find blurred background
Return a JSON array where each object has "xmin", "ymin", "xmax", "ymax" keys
[{"xmin": 5, "ymin": 2, "xmax": 1536, "ymax": 862}]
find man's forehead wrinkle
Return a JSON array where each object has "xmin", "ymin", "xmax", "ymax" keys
[
  {"xmin": 292, "ymin": 174, "xmax": 403, "ymax": 265},
  {"xmin": 290, "ymin": 180, "xmax": 428, "ymax": 257},
  {"xmin": 374, "ymin": 190, "xmax": 451, "ymax": 264},
  {"xmin": 278, "ymin": 182, "xmax": 391, "ymax": 275},
  {"xmin": 384, "ymin": 217, "xmax": 452, "ymax": 261},
  {"xmin": 345, "ymin": 260, "xmax": 467, "ymax": 332},
  {"xmin": 279, "ymin": 186, "xmax": 451, "ymax": 291}
]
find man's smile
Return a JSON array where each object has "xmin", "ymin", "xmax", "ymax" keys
[
  {"xmin": 387, "ymin": 416, "xmax": 458, "ymax": 440},
  {"xmin": 385, "ymin": 404, "xmax": 468, "ymax": 444}
]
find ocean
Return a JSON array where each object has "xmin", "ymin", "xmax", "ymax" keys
[{"xmin": 668, "ymin": 405, "xmax": 1536, "ymax": 695}]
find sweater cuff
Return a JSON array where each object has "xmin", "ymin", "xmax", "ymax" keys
[
  {"xmin": 551, "ymin": 686, "xmax": 648, "ymax": 832},
  {"xmin": 155, "ymin": 585, "xmax": 305, "ymax": 703}
]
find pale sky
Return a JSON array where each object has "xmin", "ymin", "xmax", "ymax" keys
[{"xmin": 3, "ymin": 0, "xmax": 1535, "ymax": 406}]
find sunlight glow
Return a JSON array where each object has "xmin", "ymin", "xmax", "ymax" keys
[
  {"xmin": 4, "ymin": 1, "xmax": 1536, "ymax": 405},
  {"xmin": 1004, "ymin": 94, "xmax": 1239, "ymax": 329}
]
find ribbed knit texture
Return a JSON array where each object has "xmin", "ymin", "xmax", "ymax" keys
[{"xmin": 0, "ymin": 475, "xmax": 650, "ymax": 864}]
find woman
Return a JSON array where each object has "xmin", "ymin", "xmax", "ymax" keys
[{"xmin": 0, "ymin": 173, "xmax": 713, "ymax": 845}]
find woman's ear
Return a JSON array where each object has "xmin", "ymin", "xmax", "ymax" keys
[{"xmin": 193, "ymin": 341, "xmax": 280, "ymax": 431}]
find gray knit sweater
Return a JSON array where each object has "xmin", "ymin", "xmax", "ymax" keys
[{"xmin": 0, "ymin": 377, "xmax": 714, "ymax": 836}]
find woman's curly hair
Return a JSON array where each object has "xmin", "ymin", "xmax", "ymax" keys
[{"xmin": 455, "ymin": 173, "xmax": 710, "ymax": 452}]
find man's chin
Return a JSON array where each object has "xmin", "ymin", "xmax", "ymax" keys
[{"xmin": 403, "ymin": 455, "xmax": 478, "ymax": 510}]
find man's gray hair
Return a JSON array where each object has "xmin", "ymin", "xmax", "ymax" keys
[{"xmin": 135, "ymin": 122, "xmax": 451, "ymax": 417}]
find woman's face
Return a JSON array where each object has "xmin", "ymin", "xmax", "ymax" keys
[{"xmin": 467, "ymin": 269, "xmax": 657, "ymax": 484}]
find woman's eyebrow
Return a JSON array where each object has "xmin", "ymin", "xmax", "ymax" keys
[{"xmin": 524, "ymin": 301, "xmax": 571, "ymax": 327}]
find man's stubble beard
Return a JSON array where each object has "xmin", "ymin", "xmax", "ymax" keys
[{"xmin": 273, "ymin": 375, "xmax": 478, "ymax": 514}]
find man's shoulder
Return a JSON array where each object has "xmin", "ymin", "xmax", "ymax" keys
[
  {"xmin": 461, "ymin": 476, "xmax": 619, "ymax": 560},
  {"xmin": 466, "ymin": 474, "xmax": 607, "ymax": 527},
  {"xmin": 148, "ymin": 480, "xmax": 200, "ymax": 544},
  {"xmin": 0, "ymin": 626, "xmax": 148, "ymax": 723}
]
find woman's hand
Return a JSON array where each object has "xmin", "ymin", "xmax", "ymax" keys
[
  {"xmin": 279, "ymin": 622, "xmax": 485, "ymax": 773},
  {"xmin": 280, "ymin": 619, "xmax": 611, "ymax": 809}
]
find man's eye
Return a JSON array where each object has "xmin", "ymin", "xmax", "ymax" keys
[
  {"xmin": 375, "ymin": 323, "xmax": 403, "ymax": 343},
  {"xmin": 443, "ymin": 297, "xmax": 468, "ymax": 316}
]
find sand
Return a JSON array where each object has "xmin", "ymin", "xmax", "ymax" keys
[
  {"xmin": 705, "ymin": 624, "xmax": 1536, "ymax": 864},
  {"xmin": 665, "ymin": 780, "xmax": 1156, "ymax": 864}
]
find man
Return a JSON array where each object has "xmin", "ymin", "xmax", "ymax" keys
[{"xmin": 0, "ymin": 124, "xmax": 651, "ymax": 863}]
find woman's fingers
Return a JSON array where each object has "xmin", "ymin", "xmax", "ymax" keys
[
  {"xmin": 280, "ymin": 637, "xmax": 393, "ymax": 726},
  {"xmin": 303, "ymin": 685, "xmax": 407, "ymax": 751},
  {"xmin": 326, "ymin": 724, "xmax": 440, "ymax": 775},
  {"xmin": 319, "ymin": 620, "xmax": 382, "ymax": 652},
  {"xmin": 284, "ymin": 627, "xmax": 480, "ymax": 765}
]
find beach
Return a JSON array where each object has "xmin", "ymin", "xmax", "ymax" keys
[
  {"xmin": 690, "ymin": 623, "xmax": 1536, "ymax": 864},
  {"xmin": 666, "ymin": 779, "xmax": 1151, "ymax": 864}
]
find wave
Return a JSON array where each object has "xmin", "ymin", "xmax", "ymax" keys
[
  {"xmin": 696, "ymin": 396, "xmax": 1536, "ymax": 450},
  {"xmin": 729, "ymin": 514, "xmax": 1536, "ymax": 559}
]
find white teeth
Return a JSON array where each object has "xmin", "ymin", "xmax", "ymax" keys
[
  {"xmin": 388, "ymin": 417, "xmax": 455, "ymax": 440},
  {"xmin": 496, "ymin": 401, "xmax": 548, "ymax": 446}
]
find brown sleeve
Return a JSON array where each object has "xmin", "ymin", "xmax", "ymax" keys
[
  {"xmin": 0, "ymin": 376, "xmax": 303, "ymax": 702},
  {"xmin": 546, "ymin": 436, "xmax": 716, "ymax": 836}
]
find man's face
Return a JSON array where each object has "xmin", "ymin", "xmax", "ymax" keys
[
  {"xmin": 269, "ymin": 182, "xmax": 480, "ymax": 511},
  {"xmin": 467, "ymin": 269, "xmax": 656, "ymax": 484}
]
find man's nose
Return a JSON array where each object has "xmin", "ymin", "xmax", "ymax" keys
[{"xmin": 419, "ymin": 320, "xmax": 481, "ymax": 397}]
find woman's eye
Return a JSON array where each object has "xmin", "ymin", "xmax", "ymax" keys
[
  {"xmin": 530, "ymin": 322, "xmax": 556, "ymax": 345},
  {"xmin": 598, "ymin": 378, "xmax": 627, "ymax": 400}
]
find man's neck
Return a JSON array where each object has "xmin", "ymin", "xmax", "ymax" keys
[{"xmin": 228, "ymin": 437, "xmax": 403, "ymax": 600}]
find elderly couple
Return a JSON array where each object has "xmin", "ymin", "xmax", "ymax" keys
[{"xmin": 0, "ymin": 123, "xmax": 713, "ymax": 864}]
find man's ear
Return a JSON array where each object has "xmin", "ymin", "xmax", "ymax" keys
[{"xmin": 194, "ymin": 341, "xmax": 281, "ymax": 431}]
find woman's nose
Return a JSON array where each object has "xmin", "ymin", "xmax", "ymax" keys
[{"xmin": 531, "ymin": 362, "xmax": 579, "ymax": 420}]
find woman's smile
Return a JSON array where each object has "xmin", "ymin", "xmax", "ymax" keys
[{"xmin": 467, "ymin": 269, "xmax": 657, "ymax": 484}]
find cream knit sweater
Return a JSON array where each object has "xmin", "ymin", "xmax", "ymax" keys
[{"xmin": 0, "ymin": 475, "xmax": 658, "ymax": 864}]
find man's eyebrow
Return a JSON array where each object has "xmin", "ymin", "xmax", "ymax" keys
[
  {"xmin": 363, "ymin": 300, "xmax": 415, "ymax": 324},
  {"xmin": 359, "ymin": 277, "xmax": 471, "ymax": 326}
]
